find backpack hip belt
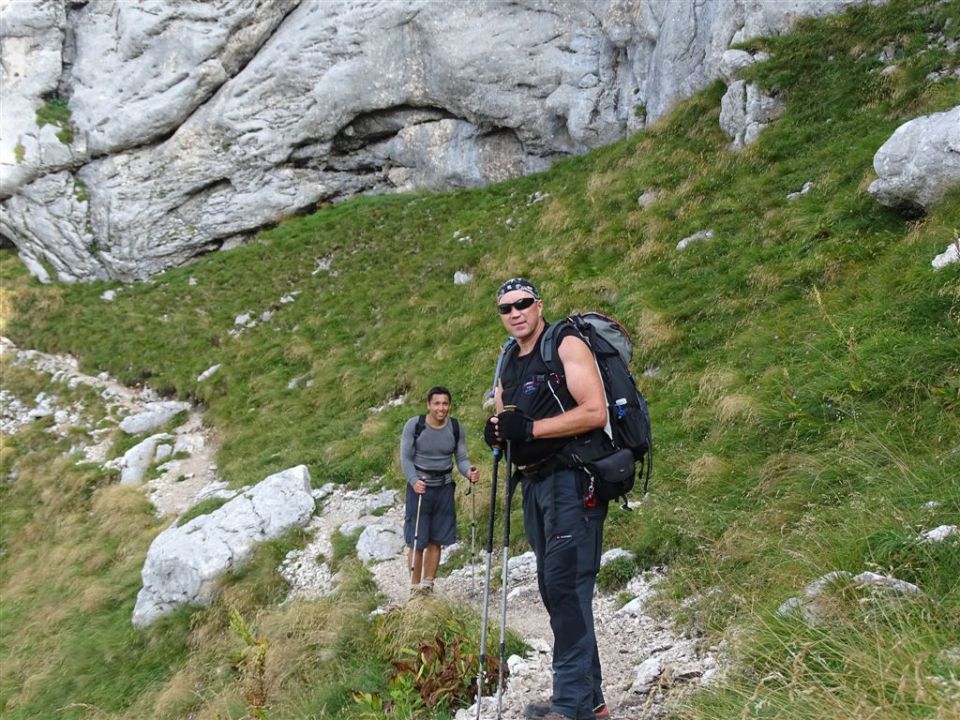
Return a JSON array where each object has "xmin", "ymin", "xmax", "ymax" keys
[
  {"xmin": 516, "ymin": 455, "xmax": 564, "ymax": 479},
  {"xmin": 415, "ymin": 466, "xmax": 454, "ymax": 479}
]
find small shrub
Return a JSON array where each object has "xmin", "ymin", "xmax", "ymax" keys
[
  {"xmin": 229, "ymin": 608, "xmax": 269, "ymax": 718},
  {"xmin": 35, "ymin": 97, "xmax": 75, "ymax": 145},
  {"xmin": 73, "ymin": 178, "xmax": 90, "ymax": 203},
  {"xmin": 598, "ymin": 555, "xmax": 637, "ymax": 593},
  {"xmin": 371, "ymin": 599, "xmax": 523, "ymax": 715}
]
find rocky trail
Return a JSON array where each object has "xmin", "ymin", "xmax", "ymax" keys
[
  {"xmin": 1, "ymin": 338, "xmax": 722, "ymax": 719},
  {"xmin": 291, "ymin": 488, "xmax": 722, "ymax": 720}
]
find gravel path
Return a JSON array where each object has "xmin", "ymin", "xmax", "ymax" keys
[{"xmin": 301, "ymin": 488, "xmax": 724, "ymax": 720}]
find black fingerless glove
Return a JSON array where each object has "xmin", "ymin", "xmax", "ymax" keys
[
  {"xmin": 484, "ymin": 417, "xmax": 500, "ymax": 448},
  {"xmin": 496, "ymin": 411, "xmax": 534, "ymax": 442}
]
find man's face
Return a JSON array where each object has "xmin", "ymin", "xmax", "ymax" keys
[
  {"xmin": 497, "ymin": 289, "xmax": 542, "ymax": 340},
  {"xmin": 427, "ymin": 393, "xmax": 450, "ymax": 423}
]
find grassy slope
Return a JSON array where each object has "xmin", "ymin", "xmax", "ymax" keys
[{"xmin": 1, "ymin": 0, "xmax": 959, "ymax": 718}]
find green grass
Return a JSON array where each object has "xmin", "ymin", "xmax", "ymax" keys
[
  {"xmin": 35, "ymin": 97, "xmax": 75, "ymax": 145},
  {"xmin": 1, "ymin": 0, "xmax": 959, "ymax": 718},
  {"xmin": 176, "ymin": 496, "xmax": 230, "ymax": 526}
]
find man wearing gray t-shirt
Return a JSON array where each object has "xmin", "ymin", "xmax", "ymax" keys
[{"xmin": 400, "ymin": 386, "xmax": 480, "ymax": 595}]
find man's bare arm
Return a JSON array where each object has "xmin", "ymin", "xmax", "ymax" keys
[{"xmin": 530, "ymin": 335, "xmax": 606, "ymax": 439}]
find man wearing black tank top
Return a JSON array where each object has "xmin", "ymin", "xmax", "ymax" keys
[{"xmin": 485, "ymin": 278, "xmax": 612, "ymax": 720}]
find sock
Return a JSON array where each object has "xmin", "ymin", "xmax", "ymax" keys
[{"xmin": 422, "ymin": 578, "xmax": 434, "ymax": 588}]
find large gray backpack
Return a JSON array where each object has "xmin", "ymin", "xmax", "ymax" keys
[{"xmin": 540, "ymin": 312, "xmax": 653, "ymax": 503}]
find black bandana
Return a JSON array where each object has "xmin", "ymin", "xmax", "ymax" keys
[{"xmin": 496, "ymin": 277, "xmax": 540, "ymax": 301}]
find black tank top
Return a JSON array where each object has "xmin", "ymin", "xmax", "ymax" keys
[{"xmin": 500, "ymin": 322, "xmax": 578, "ymax": 465}]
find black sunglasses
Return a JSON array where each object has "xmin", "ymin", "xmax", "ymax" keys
[{"xmin": 497, "ymin": 297, "xmax": 537, "ymax": 314}]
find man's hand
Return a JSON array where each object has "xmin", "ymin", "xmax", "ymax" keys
[
  {"xmin": 468, "ymin": 465, "xmax": 480, "ymax": 484},
  {"xmin": 496, "ymin": 410, "xmax": 534, "ymax": 442},
  {"xmin": 484, "ymin": 417, "xmax": 500, "ymax": 449},
  {"xmin": 414, "ymin": 478, "xmax": 427, "ymax": 494}
]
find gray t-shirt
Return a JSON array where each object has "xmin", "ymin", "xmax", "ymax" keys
[{"xmin": 400, "ymin": 416, "xmax": 472, "ymax": 487}]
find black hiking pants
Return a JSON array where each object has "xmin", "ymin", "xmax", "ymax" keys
[{"xmin": 521, "ymin": 466, "xmax": 607, "ymax": 720}]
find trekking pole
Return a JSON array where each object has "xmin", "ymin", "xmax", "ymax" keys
[
  {"xmin": 410, "ymin": 489, "xmax": 423, "ymax": 585},
  {"xmin": 484, "ymin": 337, "xmax": 516, "ymax": 411},
  {"xmin": 495, "ymin": 439, "xmax": 513, "ymax": 719},
  {"xmin": 465, "ymin": 466, "xmax": 478, "ymax": 596},
  {"xmin": 475, "ymin": 448, "xmax": 501, "ymax": 720}
]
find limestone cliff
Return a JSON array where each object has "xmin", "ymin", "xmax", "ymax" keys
[{"xmin": 0, "ymin": 0, "xmax": 874, "ymax": 282}]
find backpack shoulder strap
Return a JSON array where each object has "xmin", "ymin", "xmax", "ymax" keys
[
  {"xmin": 414, "ymin": 415, "xmax": 461, "ymax": 449},
  {"xmin": 494, "ymin": 336, "xmax": 518, "ymax": 383},
  {"xmin": 539, "ymin": 317, "xmax": 582, "ymax": 373},
  {"xmin": 412, "ymin": 414, "xmax": 426, "ymax": 450}
]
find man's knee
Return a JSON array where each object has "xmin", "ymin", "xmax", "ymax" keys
[{"xmin": 543, "ymin": 537, "xmax": 579, "ymax": 606}]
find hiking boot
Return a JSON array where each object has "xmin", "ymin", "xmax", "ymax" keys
[
  {"xmin": 524, "ymin": 701, "xmax": 551, "ymax": 719},
  {"xmin": 525, "ymin": 702, "xmax": 609, "ymax": 720}
]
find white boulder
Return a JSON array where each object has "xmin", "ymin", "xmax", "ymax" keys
[
  {"xmin": 196, "ymin": 364, "xmax": 221, "ymax": 382},
  {"xmin": 933, "ymin": 241, "xmax": 959, "ymax": 270},
  {"xmin": 132, "ymin": 464, "xmax": 315, "ymax": 627},
  {"xmin": 119, "ymin": 400, "xmax": 192, "ymax": 435},
  {"xmin": 601, "ymin": 547, "xmax": 636, "ymax": 566},
  {"xmin": 677, "ymin": 229, "xmax": 714, "ymax": 250},
  {"xmin": 868, "ymin": 106, "xmax": 960, "ymax": 213},
  {"xmin": 119, "ymin": 432, "xmax": 172, "ymax": 485},
  {"xmin": 919, "ymin": 524, "xmax": 958, "ymax": 543},
  {"xmin": 355, "ymin": 524, "xmax": 406, "ymax": 562}
]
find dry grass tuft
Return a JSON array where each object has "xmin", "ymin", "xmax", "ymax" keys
[
  {"xmin": 283, "ymin": 337, "xmax": 315, "ymax": 363},
  {"xmin": 747, "ymin": 266, "xmax": 783, "ymax": 292},
  {"xmin": 149, "ymin": 669, "xmax": 203, "ymax": 719},
  {"xmin": 680, "ymin": 404, "xmax": 710, "ymax": 432},
  {"xmin": 187, "ymin": 694, "xmax": 245, "ymax": 720},
  {"xmin": 713, "ymin": 526, "xmax": 765, "ymax": 564},
  {"xmin": 698, "ymin": 368, "xmax": 740, "ymax": 402},
  {"xmin": 0, "ymin": 276, "xmax": 63, "ymax": 334},
  {"xmin": 570, "ymin": 276, "xmax": 619, "ymax": 304},
  {"xmin": 45, "ymin": 541, "xmax": 90, "ymax": 577},
  {"xmin": 626, "ymin": 238, "xmax": 670, "ymax": 266},
  {"xmin": 16, "ymin": 668, "xmax": 54, "ymax": 710},
  {"xmin": 903, "ymin": 216, "xmax": 932, "ymax": 246},
  {"xmin": 0, "ymin": 439, "xmax": 16, "ymax": 468},
  {"xmin": 539, "ymin": 197, "xmax": 574, "ymax": 232},
  {"xmin": 715, "ymin": 393, "xmax": 759, "ymax": 425},
  {"xmin": 686, "ymin": 453, "xmax": 728, "ymax": 486},
  {"xmin": 586, "ymin": 171, "xmax": 620, "ymax": 203},
  {"xmin": 80, "ymin": 581, "xmax": 114, "ymax": 612},
  {"xmin": 92, "ymin": 484, "xmax": 157, "ymax": 544},
  {"xmin": 361, "ymin": 415, "xmax": 389, "ymax": 438},
  {"xmin": 754, "ymin": 452, "xmax": 807, "ymax": 494},
  {"xmin": 635, "ymin": 309, "xmax": 680, "ymax": 351},
  {"xmin": 625, "ymin": 210, "xmax": 671, "ymax": 238},
  {"xmin": 261, "ymin": 600, "xmax": 343, "ymax": 696},
  {"xmin": 375, "ymin": 595, "xmax": 461, "ymax": 656}
]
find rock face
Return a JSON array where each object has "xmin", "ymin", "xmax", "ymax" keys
[
  {"xmin": 132, "ymin": 464, "xmax": 315, "ymax": 627},
  {"xmin": 717, "ymin": 49, "xmax": 785, "ymax": 149},
  {"xmin": 868, "ymin": 106, "xmax": 960, "ymax": 213},
  {"xmin": 1, "ymin": 0, "xmax": 875, "ymax": 282}
]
